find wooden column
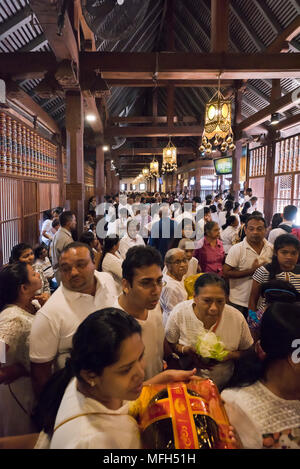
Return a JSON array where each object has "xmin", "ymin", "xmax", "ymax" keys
[
  {"xmin": 232, "ymin": 84, "xmax": 243, "ymax": 201},
  {"xmin": 105, "ymin": 159, "xmax": 112, "ymax": 195},
  {"xmin": 95, "ymin": 146, "xmax": 105, "ymax": 203},
  {"xmin": 65, "ymin": 90, "xmax": 84, "ymax": 235},
  {"xmin": 56, "ymin": 141, "xmax": 65, "ymax": 207},
  {"xmin": 195, "ymin": 168, "xmax": 201, "ymax": 197},
  {"xmin": 263, "ymin": 80, "xmax": 280, "ymax": 224},
  {"xmin": 263, "ymin": 136, "xmax": 276, "ymax": 225}
]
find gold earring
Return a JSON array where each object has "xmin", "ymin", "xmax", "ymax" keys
[{"xmin": 90, "ymin": 380, "xmax": 95, "ymax": 387}]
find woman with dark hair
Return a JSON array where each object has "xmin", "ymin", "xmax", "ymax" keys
[
  {"xmin": 79, "ymin": 231, "xmax": 102, "ymax": 270},
  {"xmin": 99, "ymin": 236, "xmax": 122, "ymax": 294},
  {"xmin": 34, "ymin": 308, "xmax": 196, "ymax": 449},
  {"xmin": 194, "ymin": 221, "xmax": 225, "ymax": 275},
  {"xmin": 221, "ymin": 215, "xmax": 239, "ymax": 254},
  {"xmin": 209, "ymin": 204, "xmax": 219, "ymax": 224},
  {"xmin": 248, "ymin": 234, "xmax": 300, "ymax": 336},
  {"xmin": 221, "ymin": 302, "xmax": 300, "ymax": 449},
  {"xmin": 10, "ymin": 243, "xmax": 50, "ymax": 303},
  {"xmin": 0, "ymin": 262, "xmax": 42, "ymax": 436},
  {"xmin": 165, "ymin": 273, "xmax": 253, "ymax": 390},
  {"xmin": 219, "ymin": 200, "xmax": 234, "ymax": 229},
  {"xmin": 241, "ymin": 201, "xmax": 251, "ymax": 216}
]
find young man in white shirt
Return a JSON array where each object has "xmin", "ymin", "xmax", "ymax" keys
[
  {"xmin": 223, "ymin": 215, "xmax": 273, "ymax": 318},
  {"xmin": 268, "ymin": 205, "xmax": 298, "ymax": 245},
  {"xmin": 30, "ymin": 242, "xmax": 118, "ymax": 396},
  {"xmin": 114, "ymin": 245, "xmax": 165, "ymax": 380}
]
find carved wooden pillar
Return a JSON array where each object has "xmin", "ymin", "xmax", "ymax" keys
[
  {"xmin": 105, "ymin": 159, "xmax": 112, "ymax": 195},
  {"xmin": 65, "ymin": 90, "xmax": 84, "ymax": 236},
  {"xmin": 195, "ymin": 168, "xmax": 201, "ymax": 197},
  {"xmin": 56, "ymin": 139, "xmax": 65, "ymax": 207},
  {"xmin": 95, "ymin": 145, "xmax": 105, "ymax": 203}
]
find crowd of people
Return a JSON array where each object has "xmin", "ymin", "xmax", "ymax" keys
[{"xmin": 0, "ymin": 188, "xmax": 300, "ymax": 450}]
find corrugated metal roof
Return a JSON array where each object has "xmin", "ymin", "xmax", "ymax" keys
[{"xmin": 0, "ymin": 0, "xmax": 300, "ymax": 163}]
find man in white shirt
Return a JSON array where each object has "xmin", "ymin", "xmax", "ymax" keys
[
  {"xmin": 160, "ymin": 248, "xmax": 188, "ymax": 326},
  {"xmin": 268, "ymin": 205, "xmax": 298, "ymax": 245},
  {"xmin": 243, "ymin": 188, "xmax": 252, "ymax": 203},
  {"xmin": 223, "ymin": 215, "xmax": 273, "ymax": 317},
  {"xmin": 247, "ymin": 197, "xmax": 258, "ymax": 214},
  {"xmin": 114, "ymin": 245, "xmax": 165, "ymax": 380},
  {"xmin": 50, "ymin": 211, "xmax": 76, "ymax": 283},
  {"xmin": 119, "ymin": 219, "xmax": 145, "ymax": 259},
  {"xmin": 30, "ymin": 242, "xmax": 118, "ymax": 395}
]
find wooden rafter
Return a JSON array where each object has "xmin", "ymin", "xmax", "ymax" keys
[{"xmin": 236, "ymin": 88, "xmax": 300, "ymax": 133}]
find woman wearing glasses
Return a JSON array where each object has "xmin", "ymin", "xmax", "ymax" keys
[{"xmin": 160, "ymin": 248, "xmax": 189, "ymax": 326}]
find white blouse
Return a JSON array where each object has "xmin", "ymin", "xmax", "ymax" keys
[{"xmin": 102, "ymin": 252, "xmax": 123, "ymax": 294}]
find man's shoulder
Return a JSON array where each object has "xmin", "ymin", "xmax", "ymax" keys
[
  {"xmin": 227, "ymin": 240, "xmax": 245, "ymax": 256},
  {"xmin": 94, "ymin": 270, "xmax": 115, "ymax": 286}
]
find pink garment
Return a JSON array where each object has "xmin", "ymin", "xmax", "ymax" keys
[{"xmin": 194, "ymin": 237, "xmax": 225, "ymax": 275}]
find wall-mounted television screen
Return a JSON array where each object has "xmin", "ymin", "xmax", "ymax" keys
[{"xmin": 213, "ymin": 157, "xmax": 233, "ymax": 175}]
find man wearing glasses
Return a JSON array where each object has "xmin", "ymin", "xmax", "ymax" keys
[
  {"xmin": 160, "ymin": 248, "xmax": 189, "ymax": 326},
  {"xmin": 114, "ymin": 245, "xmax": 165, "ymax": 380}
]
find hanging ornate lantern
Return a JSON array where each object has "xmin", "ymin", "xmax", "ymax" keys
[
  {"xmin": 142, "ymin": 166, "xmax": 150, "ymax": 180},
  {"xmin": 162, "ymin": 138, "xmax": 177, "ymax": 173},
  {"xmin": 149, "ymin": 157, "xmax": 160, "ymax": 178},
  {"xmin": 199, "ymin": 74, "xmax": 236, "ymax": 156}
]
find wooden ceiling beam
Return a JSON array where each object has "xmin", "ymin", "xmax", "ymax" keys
[
  {"xmin": 211, "ymin": 0, "xmax": 230, "ymax": 53},
  {"xmin": 81, "ymin": 52, "xmax": 300, "ymax": 79},
  {"xmin": 29, "ymin": 0, "xmax": 79, "ymax": 63},
  {"xmin": 112, "ymin": 147, "xmax": 195, "ymax": 156},
  {"xmin": 265, "ymin": 15, "xmax": 300, "ymax": 53},
  {"xmin": 236, "ymin": 88, "xmax": 300, "ymax": 132},
  {"xmin": 105, "ymin": 79, "xmax": 234, "ymax": 87},
  {"xmin": 3, "ymin": 52, "xmax": 300, "ymax": 80},
  {"xmin": 109, "ymin": 116, "xmax": 198, "ymax": 124},
  {"xmin": 6, "ymin": 83, "xmax": 60, "ymax": 134},
  {"xmin": 276, "ymin": 113, "xmax": 300, "ymax": 131},
  {"xmin": 105, "ymin": 125, "xmax": 203, "ymax": 138}
]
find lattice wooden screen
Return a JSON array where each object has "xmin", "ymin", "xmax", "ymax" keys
[
  {"xmin": 275, "ymin": 134, "xmax": 300, "ymax": 174},
  {"xmin": 249, "ymin": 145, "xmax": 267, "ymax": 177}
]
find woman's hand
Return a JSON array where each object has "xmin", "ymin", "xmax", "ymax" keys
[{"xmin": 34, "ymin": 292, "xmax": 50, "ymax": 306}]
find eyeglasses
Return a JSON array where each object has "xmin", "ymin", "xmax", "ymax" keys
[
  {"xmin": 168, "ymin": 259, "xmax": 188, "ymax": 265},
  {"xmin": 138, "ymin": 279, "xmax": 167, "ymax": 289}
]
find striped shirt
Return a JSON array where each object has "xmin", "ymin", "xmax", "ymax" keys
[{"xmin": 252, "ymin": 264, "xmax": 300, "ymax": 311}]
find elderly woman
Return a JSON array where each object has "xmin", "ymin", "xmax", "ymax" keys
[
  {"xmin": 164, "ymin": 273, "xmax": 253, "ymax": 390},
  {"xmin": 118, "ymin": 219, "xmax": 145, "ymax": 259},
  {"xmin": 160, "ymin": 248, "xmax": 188, "ymax": 326}
]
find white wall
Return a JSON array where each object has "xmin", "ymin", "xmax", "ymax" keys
[{"xmin": 119, "ymin": 178, "xmax": 148, "ymax": 192}]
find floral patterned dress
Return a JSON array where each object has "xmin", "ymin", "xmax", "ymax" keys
[{"xmin": 0, "ymin": 305, "xmax": 37, "ymax": 436}]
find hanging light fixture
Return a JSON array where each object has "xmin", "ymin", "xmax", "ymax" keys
[
  {"xmin": 199, "ymin": 74, "xmax": 236, "ymax": 156},
  {"xmin": 142, "ymin": 166, "xmax": 150, "ymax": 180},
  {"xmin": 149, "ymin": 156, "xmax": 160, "ymax": 178},
  {"xmin": 162, "ymin": 137, "xmax": 177, "ymax": 173}
]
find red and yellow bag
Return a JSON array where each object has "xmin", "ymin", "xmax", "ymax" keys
[{"xmin": 129, "ymin": 378, "xmax": 236, "ymax": 449}]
